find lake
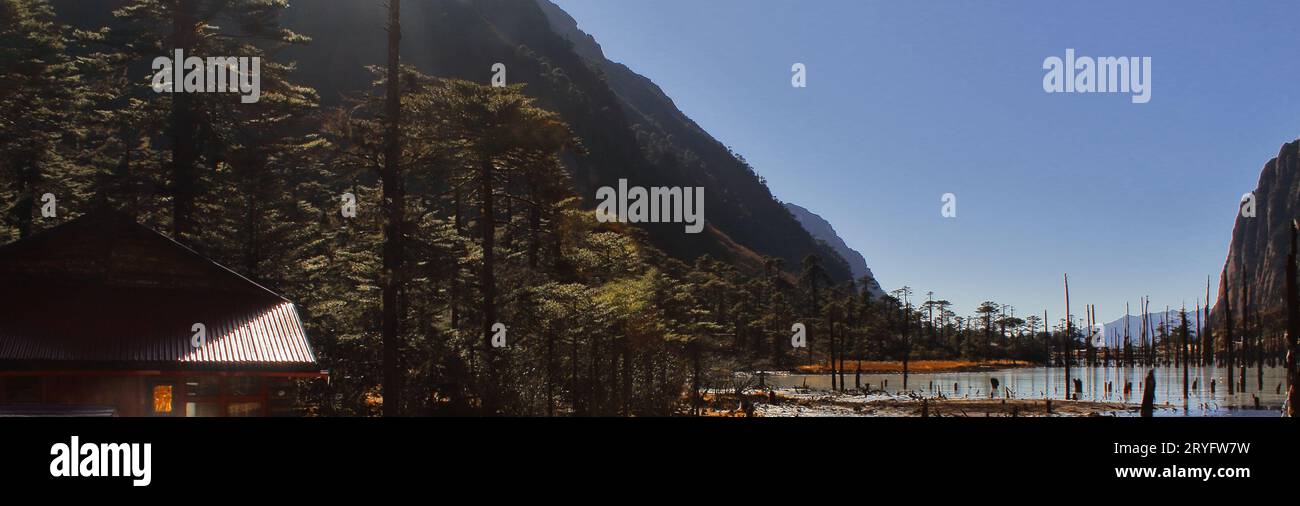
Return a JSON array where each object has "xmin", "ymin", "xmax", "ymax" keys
[{"xmin": 761, "ymin": 364, "xmax": 1291, "ymax": 416}]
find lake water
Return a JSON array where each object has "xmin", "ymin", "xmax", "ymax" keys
[{"xmin": 762, "ymin": 365, "xmax": 1291, "ymax": 417}]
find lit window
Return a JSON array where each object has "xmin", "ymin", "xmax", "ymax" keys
[{"xmin": 152, "ymin": 385, "xmax": 173, "ymax": 414}]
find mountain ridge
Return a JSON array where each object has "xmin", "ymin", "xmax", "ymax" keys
[
  {"xmin": 1102, "ymin": 312, "xmax": 1199, "ymax": 346},
  {"xmin": 784, "ymin": 202, "xmax": 884, "ymax": 297},
  {"xmin": 529, "ymin": 0, "xmax": 857, "ymax": 281},
  {"xmin": 48, "ymin": 0, "xmax": 860, "ymax": 282}
]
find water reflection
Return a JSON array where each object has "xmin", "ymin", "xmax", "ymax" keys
[{"xmin": 764, "ymin": 365, "xmax": 1289, "ymax": 416}]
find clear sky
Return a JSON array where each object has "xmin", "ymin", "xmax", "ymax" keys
[{"xmin": 551, "ymin": 0, "xmax": 1300, "ymax": 324}]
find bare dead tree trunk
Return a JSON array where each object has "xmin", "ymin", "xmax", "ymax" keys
[
  {"xmin": 1140, "ymin": 369, "xmax": 1156, "ymax": 417},
  {"xmin": 1241, "ymin": 263, "xmax": 1249, "ymax": 392},
  {"xmin": 1064, "ymin": 273, "xmax": 1072, "ymax": 400},
  {"xmin": 1181, "ymin": 309, "xmax": 1189, "ymax": 409},
  {"xmin": 1254, "ymin": 271, "xmax": 1264, "ymax": 392},
  {"xmin": 1204, "ymin": 276, "xmax": 1213, "ymax": 366},
  {"xmin": 1142, "ymin": 298, "xmax": 1150, "ymax": 366},
  {"xmin": 1044, "ymin": 309, "xmax": 1051, "ymax": 368},
  {"xmin": 1125, "ymin": 302, "xmax": 1132, "ymax": 366},
  {"xmin": 1140, "ymin": 299, "xmax": 1146, "ymax": 366},
  {"xmin": 902, "ymin": 301, "xmax": 911, "ymax": 391},
  {"xmin": 1164, "ymin": 306, "xmax": 1170, "ymax": 366},
  {"xmin": 1086, "ymin": 304, "xmax": 1095, "ymax": 367},
  {"xmin": 1195, "ymin": 300, "xmax": 1202, "ymax": 368},
  {"xmin": 1224, "ymin": 266, "xmax": 1235, "ymax": 396},
  {"xmin": 1286, "ymin": 221, "xmax": 1299, "ymax": 418},
  {"xmin": 381, "ymin": 0, "xmax": 404, "ymax": 417},
  {"xmin": 170, "ymin": 0, "xmax": 199, "ymax": 242}
]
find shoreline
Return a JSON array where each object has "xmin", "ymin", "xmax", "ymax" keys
[
  {"xmin": 703, "ymin": 385, "xmax": 1284, "ymax": 417},
  {"xmin": 791, "ymin": 359, "xmax": 1035, "ymax": 375},
  {"xmin": 763, "ymin": 392, "xmax": 1138, "ymax": 417},
  {"xmin": 702, "ymin": 387, "xmax": 1147, "ymax": 417}
]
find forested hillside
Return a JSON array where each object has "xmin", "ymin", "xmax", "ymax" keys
[
  {"xmin": 277, "ymin": 0, "xmax": 856, "ymax": 280},
  {"xmin": 44, "ymin": 0, "xmax": 854, "ymax": 280}
]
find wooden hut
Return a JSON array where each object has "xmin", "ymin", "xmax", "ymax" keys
[{"xmin": 0, "ymin": 212, "xmax": 325, "ymax": 416}]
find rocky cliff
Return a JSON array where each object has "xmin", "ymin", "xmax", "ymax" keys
[{"xmin": 1212, "ymin": 140, "xmax": 1300, "ymax": 333}]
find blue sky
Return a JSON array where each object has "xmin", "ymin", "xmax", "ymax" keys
[{"xmin": 552, "ymin": 0, "xmax": 1300, "ymax": 324}]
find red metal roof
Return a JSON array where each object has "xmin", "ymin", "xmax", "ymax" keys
[
  {"xmin": 0, "ymin": 300, "xmax": 316, "ymax": 368},
  {"xmin": 0, "ymin": 212, "xmax": 319, "ymax": 372}
]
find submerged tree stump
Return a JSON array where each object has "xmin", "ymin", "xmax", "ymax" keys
[
  {"xmin": 1287, "ymin": 221, "xmax": 1300, "ymax": 418},
  {"xmin": 1140, "ymin": 370, "xmax": 1156, "ymax": 417}
]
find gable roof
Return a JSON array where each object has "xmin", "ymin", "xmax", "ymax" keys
[
  {"xmin": 0, "ymin": 212, "xmax": 318, "ymax": 372},
  {"xmin": 0, "ymin": 212, "xmax": 285, "ymax": 297}
]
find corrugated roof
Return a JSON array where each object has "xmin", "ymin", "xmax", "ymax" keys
[
  {"xmin": 0, "ymin": 300, "xmax": 316, "ymax": 369},
  {"xmin": 0, "ymin": 212, "xmax": 318, "ymax": 372},
  {"xmin": 0, "ymin": 405, "xmax": 118, "ymax": 417}
]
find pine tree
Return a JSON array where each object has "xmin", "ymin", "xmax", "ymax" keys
[
  {"xmin": 104, "ymin": 0, "xmax": 310, "ymax": 242},
  {"xmin": 379, "ymin": 0, "xmax": 404, "ymax": 417},
  {"xmin": 0, "ymin": 0, "xmax": 82, "ymax": 240}
]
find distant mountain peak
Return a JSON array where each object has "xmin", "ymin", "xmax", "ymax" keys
[
  {"xmin": 783, "ymin": 202, "xmax": 884, "ymax": 297},
  {"xmin": 1101, "ymin": 312, "xmax": 1199, "ymax": 346}
]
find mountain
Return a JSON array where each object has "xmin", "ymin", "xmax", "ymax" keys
[
  {"xmin": 1102, "ymin": 312, "xmax": 1198, "ymax": 347},
  {"xmin": 46, "ymin": 0, "xmax": 856, "ymax": 282},
  {"xmin": 527, "ymin": 0, "xmax": 856, "ymax": 280},
  {"xmin": 46, "ymin": 0, "xmax": 857, "ymax": 282},
  {"xmin": 783, "ymin": 203, "xmax": 884, "ymax": 297},
  {"xmin": 1212, "ymin": 140, "xmax": 1300, "ymax": 331}
]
